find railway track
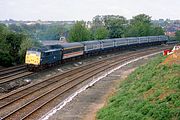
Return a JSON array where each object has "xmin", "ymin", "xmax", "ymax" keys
[
  {"xmin": 0, "ymin": 65, "xmax": 25, "ymax": 75},
  {"xmin": 0, "ymin": 45, "xmax": 173, "ymax": 120},
  {"xmin": 0, "ymin": 65, "xmax": 34, "ymax": 87},
  {"xmin": 0, "ymin": 65, "xmax": 27, "ymax": 80},
  {"xmin": 0, "ymin": 45, "xmax": 173, "ymax": 87},
  {"xmin": 0, "ymin": 67, "xmax": 4, "ymax": 70},
  {"xmin": 0, "ymin": 72, "xmax": 33, "ymax": 84}
]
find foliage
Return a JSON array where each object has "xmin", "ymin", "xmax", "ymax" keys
[
  {"xmin": 9, "ymin": 23, "xmax": 69, "ymax": 40},
  {"xmin": 94, "ymin": 27, "xmax": 109, "ymax": 40},
  {"xmin": 91, "ymin": 15, "xmax": 128, "ymax": 38},
  {"xmin": 92, "ymin": 15, "xmax": 104, "ymax": 30},
  {"xmin": 103, "ymin": 15, "xmax": 127, "ymax": 38},
  {"xmin": 91, "ymin": 15, "xmax": 106, "ymax": 39},
  {"xmin": 97, "ymin": 55, "xmax": 180, "ymax": 120},
  {"xmin": 68, "ymin": 21, "xmax": 91, "ymax": 42},
  {"xmin": 6, "ymin": 32, "xmax": 24, "ymax": 63},
  {"xmin": 125, "ymin": 14, "xmax": 152, "ymax": 37},
  {"xmin": 175, "ymin": 30, "xmax": 180, "ymax": 41},
  {"xmin": 91, "ymin": 14, "xmax": 163, "ymax": 39},
  {"xmin": 131, "ymin": 14, "xmax": 151, "ymax": 25},
  {"xmin": 19, "ymin": 38, "xmax": 34, "ymax": 63},
  {"xmin": 150, "ymin": 26, "xmax": 164, "ymax": 36},
  {"xmin": 36, "ymin": 25, "xmax": 67, "ymax": 40},
  {"xmin": 9, "ymin": 24, "xmax": 24, "ymax": 33},
  {"xmin": 125, "ymin": 14, "xmax": 164, "ymax": 37},
  {"xmin": 0, "ymin": 24, "xmax": 33, "ymax": 66}
]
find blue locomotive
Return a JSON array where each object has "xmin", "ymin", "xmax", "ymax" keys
[{"xmin": 25, "ymin": 35, "xmax": 168, "ymax": 71}]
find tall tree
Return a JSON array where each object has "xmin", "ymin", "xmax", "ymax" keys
[
  {"xmin": 9, "ymin": 24, "xmax": 23, "ymax": 33},
  {"xmin": 19, "ymin": 38, "xmax": 33, "ymax": 62},
  {"xmin": 0, "ymin": 24, "xmax": 33, "ymax": 66},
  {"xmin": 92, "ymin": 15, "xmax": 104, "ymax": 29},
  {"xmin": 91, "ymin": 15, "xmax": 105, "ymax": 38},
  {"xmin": 0, "ymin": 24, "xmax": 12, "ymax": 66},
  {"xmin": 68, "ymin": 21, "xmax": 91, "ymax": 42},
  {"xmin": 6, "ymin": 33, "xmax": 24, "ymax": 64},
  {"xmin": 131, "ymin": 14, "xmax": 151, "ymax": 25},
  {"xmin": 126, "ymin": 14, "xmax": 152, "ymax": 37},
  {"xmin": 150, "ymin": 26, "xmax": 164, "ymax": 36},
  {"xmin": 103, "ymin": 15, "xmax": 127, "ymax": 38},
  {"xmin": 94, "ymin": 27, "xmax": 109, "ymax": 40}
]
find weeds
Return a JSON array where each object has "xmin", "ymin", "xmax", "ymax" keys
[{"xmin": 97, "ymin": 55, "xmax": 180, "ymax": 120}]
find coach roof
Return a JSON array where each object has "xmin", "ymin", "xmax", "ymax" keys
[
  {"xmin": 81, "ymin": 40, "xmax": 101, "ymax": 44},
  {"xmin": 100, "ymin": 39, "xmax": 115, "ymax": 43},
  {"xmin": 59, "ymin": 42, "xmax": 83, "ymax": 49}
]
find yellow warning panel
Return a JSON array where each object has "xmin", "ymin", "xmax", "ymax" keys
[{"xmin": 25, "ymin": 51, "xmax": 41, "ymax": 65}]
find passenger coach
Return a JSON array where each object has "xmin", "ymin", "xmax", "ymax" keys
[
  {"xmin": 81, "ymin": 40, "xmax": 101, "ymax": 55},
  {"xmin": 60, "ymin": 42, "xmax": 84, "ymax": 60}
]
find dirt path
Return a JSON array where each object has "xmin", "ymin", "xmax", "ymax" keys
[{"xmin": 83, "ymin": 68, "xmax": 136, "ymax": 120}]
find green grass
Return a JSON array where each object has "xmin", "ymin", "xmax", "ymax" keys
[{"xmin": 97, "ymin": 55, "xmax": 180, "ymax": 120}]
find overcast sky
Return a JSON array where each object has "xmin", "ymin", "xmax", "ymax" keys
[{"xmin": 0, "ymin": 0, "xmax": 179, "ymax": 21}]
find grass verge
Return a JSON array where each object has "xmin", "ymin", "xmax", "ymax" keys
[{"xmin": 97, "ymin": 55, "xmax": 180, "ymax": 120}]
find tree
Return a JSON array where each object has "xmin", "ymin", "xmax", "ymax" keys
[
  {"xmin": 91, "ymin": 15, "xmax": 128, "ymax": 38},
  {"xmin": 92, "ymin": 15, "xmax": 104, "ymax": 29},
  {"xmin": 19, "ymin": 38, "xmax": 33, "ymax": 62},
  {"xmin": 5, "ymin": 33, "xmax": 25, "ymax": 64},
  {"xmin": 9, "ymin": 24, "xmax": 23, "ymax": 33},
  {"xmin": 91, "ymin": 15, "xmax": 105, "ymax": 39},
  {"xmin": 175, "ymin": 30, "xmax": 180, "ymax": 41},
  {"xmin": 126, "ymin": 14, "xmax": 152, "ymax": 37},
  {"xmin": 103, "ymin": 15, "xmax": 127, "ymax": 38},
  {"xmin": 150, "ymin": 26, "xmax": 164, "ymax": 36},
  {"xmin": 0, "ymin": 24, "xmax": 13, "ymax": 66},
  {"xmin": 131, "ymin": 14, "xmax": 151, "ymax": 25},
  {"xmin": 94, "ymin": 27, "xmax": 109, "ymax": 40},
  {"xmin": 0, "ymin": 23, "xmax": 33, "ymax": 66},
  {"xmin": 68, "ymin": 21, "xmax": 91, "ymax": 42},
  {"xmin": 19, "ymin": 23, "xmax": 69, "ymax": 40},
  {"xmin": 0, "ymin": 24, "xmax": 8, "ymax": 44}
]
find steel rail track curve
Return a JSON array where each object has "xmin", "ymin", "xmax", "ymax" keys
[{"xmin": 0, "ymin": 45, "xmax": 174, "ymax": 120}]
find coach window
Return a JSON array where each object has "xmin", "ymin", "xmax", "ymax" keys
[
  {"xmin": 73, "ymin": 48, "xmax": 77, "ymax": 52},
  {"xmin": 46, "ymin": 52, "xmax": 50, "ymax": 56}
]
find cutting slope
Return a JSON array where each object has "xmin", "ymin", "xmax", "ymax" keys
[{"xmin": 97, "ymin": 55, "xmax": 180, "ymax": 120}]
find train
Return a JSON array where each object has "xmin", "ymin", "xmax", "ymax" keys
[{"xmin": 25, "ymin": 35, "xmax": 168, "ymax": 71}]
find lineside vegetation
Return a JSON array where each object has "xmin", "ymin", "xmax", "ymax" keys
[
  {"xmin": 0, "ymin": 24, "xmax": 40, "ymax": 66},
  {"xmin": 97, "ymin": 55, "xmax": 180, "ymax": 120}
]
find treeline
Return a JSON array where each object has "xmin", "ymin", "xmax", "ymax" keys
[
  {"xmin": 0, "ymin": 14, "xmax": 168, "ymax": 67},
  {"xmin": 8, "ymin": 23, "xmax": 70, "ymax": 40},
  {"xmin": 0, "ymin": 24, "xmax": 39, "ymax": 66},
  {"xmin": 68, "ymin": 14, "xmax": 165, "ymax": 42}
]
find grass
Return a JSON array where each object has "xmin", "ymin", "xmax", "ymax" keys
[{"xmin": 97, "ymin": 55, "xmax": 180, "ymax": 120}]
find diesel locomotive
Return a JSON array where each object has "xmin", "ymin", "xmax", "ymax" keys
[{"xmin": 25, "ymin": 35, "xmax": 168, "ymax": 71}]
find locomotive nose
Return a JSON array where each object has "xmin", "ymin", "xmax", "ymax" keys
[{"xmin": 25, "ymin": 51, "xmax": 41, "ymax": 65}]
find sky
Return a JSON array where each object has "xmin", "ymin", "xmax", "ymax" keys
[{"xmin": 0, "ymin": 0, "xmax": 180, "ymax": 21}]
